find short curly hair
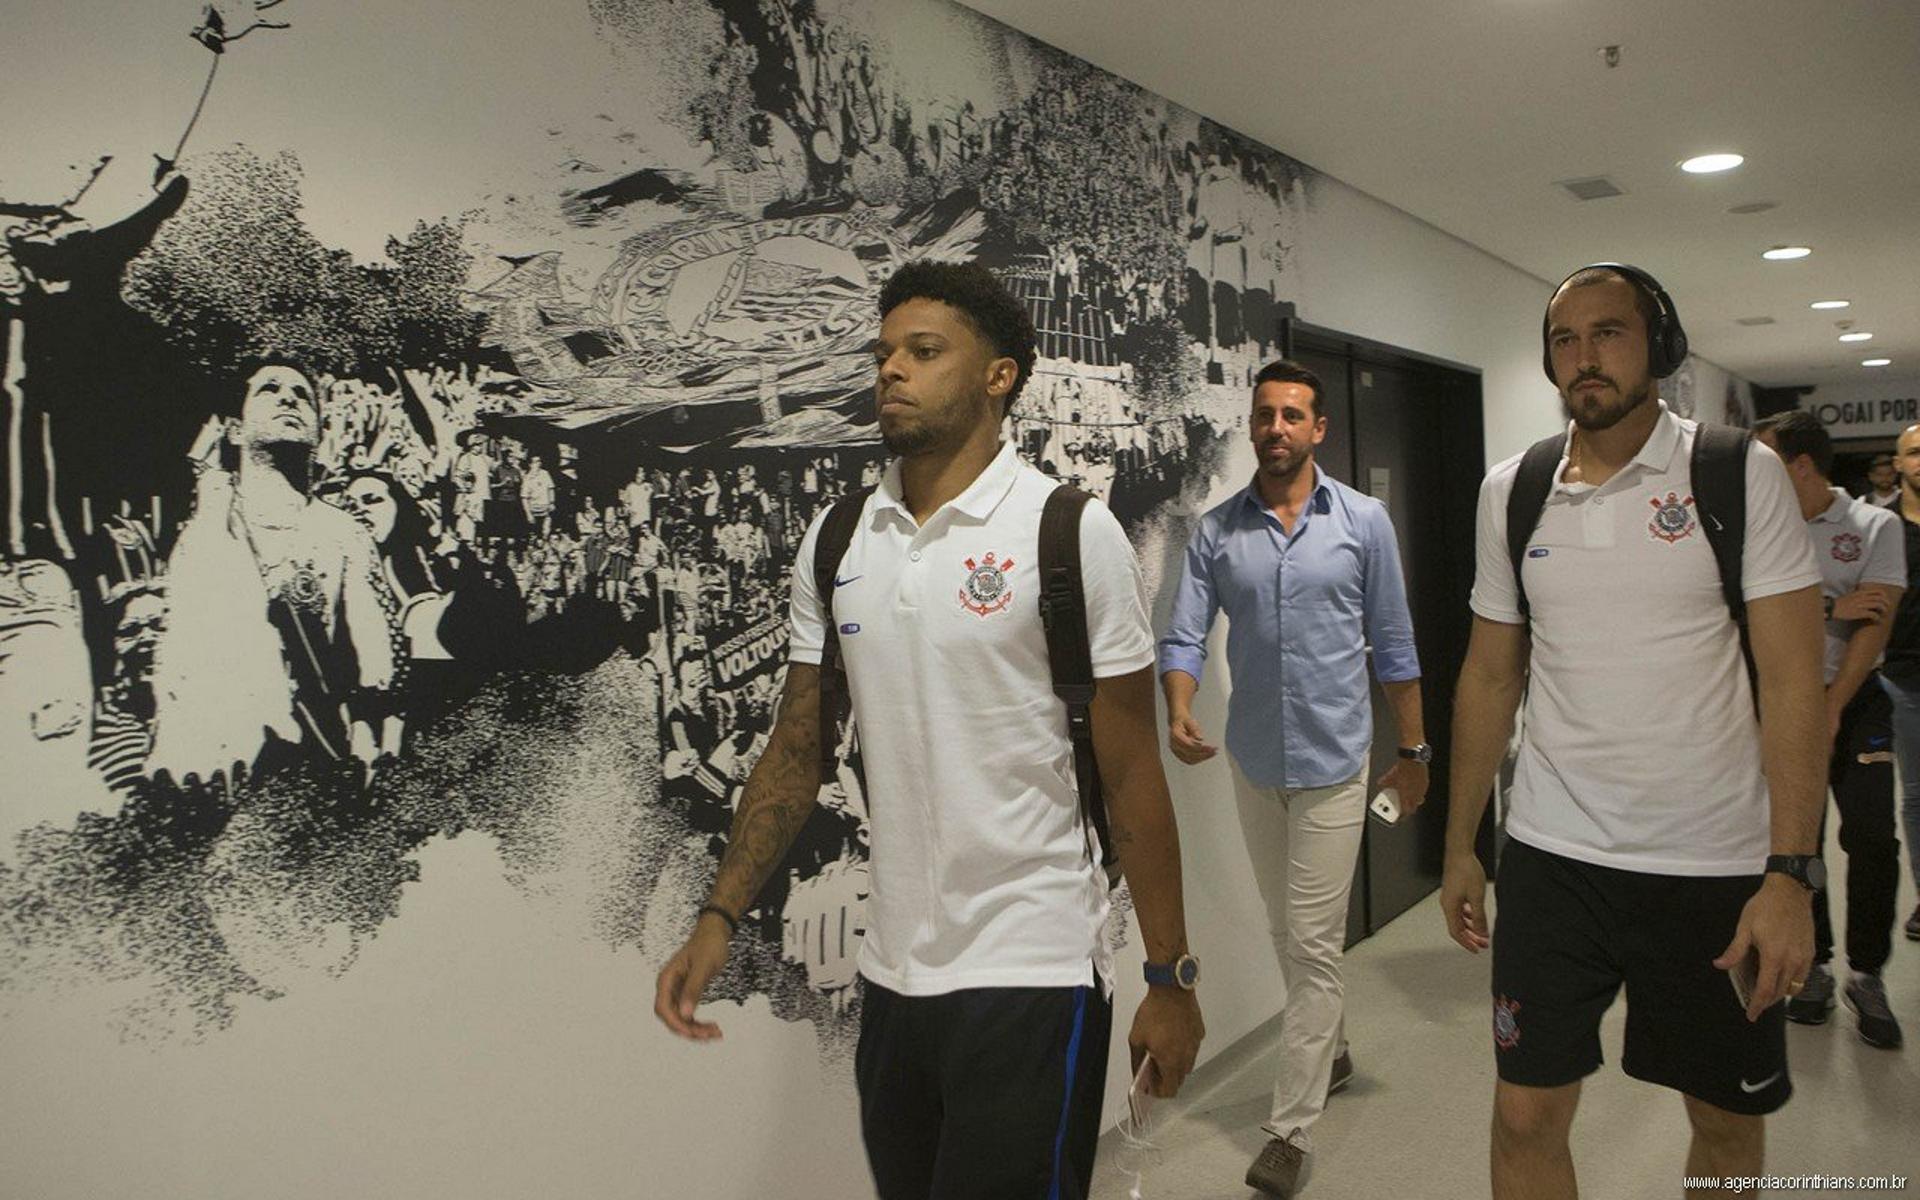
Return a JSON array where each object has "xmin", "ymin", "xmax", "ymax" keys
[{"xmin": 878, "ymin": 261, "xmax": 1036, "ymax": 414}]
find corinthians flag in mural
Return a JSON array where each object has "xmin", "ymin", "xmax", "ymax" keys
[{"xmin": 0, "ymin": 0, "xmax": 1313, "ymax": 1047}]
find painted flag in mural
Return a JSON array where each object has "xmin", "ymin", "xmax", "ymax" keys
[{"xmin": 707, "ymin": 609, "xmax": 788, "ymax": 691}]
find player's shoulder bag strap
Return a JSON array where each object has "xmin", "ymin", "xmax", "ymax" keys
[{"xmin": 813, "ymin": 487, "xmax": 875, "ymax": 780}]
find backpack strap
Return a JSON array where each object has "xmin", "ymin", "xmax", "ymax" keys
[
  {"xmin": 812, "ymin": 487, "xmax": 874, "ymax": 780},
  {"xmin": 1037, "ymin": 485, "xmax": 1117, "ymax": 883},
  {"xmin": 1505, "ymin": 433, "xmax": 1570, "ymax": 625},
  {"xmin": 1690, "ymin": 423, "xmax": 1754, "ymax": 702}
]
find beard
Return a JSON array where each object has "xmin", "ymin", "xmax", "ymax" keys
[
  {"xmin": 878, "ymin": 392, "xmax": 973, "ymax": 458},
  {"xmin": 1256, "ymin": 444, "xmax": 1311, "ymax": 484},
  {"xmin": 880, "ymin": 420, "xmax": 939, "ymax": 457},
  {"xmin": 1563, "ymin": 375, "xmax": 1652, "ymax": 432}
]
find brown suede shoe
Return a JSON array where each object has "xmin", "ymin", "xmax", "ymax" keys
[{"xmin": 1246, "ymin": 1136, "xmax": 1306, "ymax": 1197}]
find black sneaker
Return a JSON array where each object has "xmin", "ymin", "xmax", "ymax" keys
[
  {"xmin": 1906, "ymin": 902, "xmax": 1919, "ymax": 942},
  {"xmin": 1785, "ymin": 962, "xmax": 1835, "ymax": 1025},
  {"xmin": 1327, "ymin": 1045, "xmax": 1354, "ymax": 1098},
  {"xmin": 1843, "ymin": 973, "xmax": 1905, "ymax": 1049},
  {"xmin": 1246, "ymin": 1135, "xmax": 1306, "ymax": 1198}
]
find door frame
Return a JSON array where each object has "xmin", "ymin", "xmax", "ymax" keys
[{"xmin": 1273, "ymin": 311, "xmax": 1487, "ymax": 943}]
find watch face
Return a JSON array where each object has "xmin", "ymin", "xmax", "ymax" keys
[
  {"xmin": 1176, "ymin": 956, "xmax": 1200, "ymax": 988},
  {"xmin": 1804, "ymin": 857, "xmax": 1828, "ymax": 892}
]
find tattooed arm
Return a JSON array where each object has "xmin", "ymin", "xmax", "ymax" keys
[
  {"xmin": 1091, "ymin": 665, "xmax": 1204, "ymax": 1097},
  {"xmin": 654, "ymin": 662, "xmax": 823, "ymax": 1041}
]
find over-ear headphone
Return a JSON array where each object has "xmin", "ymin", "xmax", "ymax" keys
[{"xmin": 1541, "ymin": 262, "xmax": 1689, "ymax": 383}]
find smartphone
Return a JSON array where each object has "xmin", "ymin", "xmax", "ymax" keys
[
  {"xmin": 1727, "ymin": 946, "xmax": 1761, "ymax": 1009},
  {"xmin": 1369, "ymin": 787, "xmax": 1401, "ymax": 826},
  {"xmin": 1127, "ymin": 1055, "xmax": 1157, "ymax": 1130}
]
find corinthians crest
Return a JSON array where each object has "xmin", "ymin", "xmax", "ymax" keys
[
  {"xmin": 1647, "ymin": 491, "xmax": 1699, "ymax": 544},
  {"xmin": 958, "ymin": 551, "xmax": 1015, "ymax": 617},
  {"xmin": 1831, "ymin": 532, "xmax": 1863, "ymax": 563},
  {"xmin": 1494, "ymin": 995, "xmax": 1522, "ymax": 1049}
]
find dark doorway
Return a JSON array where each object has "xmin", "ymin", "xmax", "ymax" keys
[{"xmin": 1280, "ymin": 317, "xmax": 1485, "ymax": 946}]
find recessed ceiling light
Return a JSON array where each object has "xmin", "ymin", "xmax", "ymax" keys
[
  {"xmin": 1681, "ymin": 153, "xmax": 1744, "ymax": 174},
  {"xmin": 1862, "ymin": 358, "xmax": 1892, "ymax": 367},
  {"xmin": 1763, "ymin": 246, "xmax": 1812, "ymax": 260},
  {"xmin": 1810, "ymin": 300, "xmax": 1851, "ymax": 310},
  {"xmin": 1839, "ymin": 332, "xmax": 1874, "ymax": 342}
]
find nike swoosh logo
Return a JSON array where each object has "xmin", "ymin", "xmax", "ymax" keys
[
  {"xmin": 833, "ymin": 574, "xmax": 862, "ymax": 588},
  {"xmin": 1739, "ymin": 1071, "xmax": 1782, "ymax": 1093}
]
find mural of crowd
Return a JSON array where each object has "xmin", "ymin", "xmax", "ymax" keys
[{"xmin": 0, "ymin": 0, "xmax": 1312, "ymax": 1042}]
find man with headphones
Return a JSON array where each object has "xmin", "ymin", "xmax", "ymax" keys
[{"xmin": 1441, "ymin": 265, "xmax": 1828, "ymax": 1195}]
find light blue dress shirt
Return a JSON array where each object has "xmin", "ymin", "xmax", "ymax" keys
[{"xmin": 1157, "ymin": 467, "xmax": 1420, "ymax": 789}]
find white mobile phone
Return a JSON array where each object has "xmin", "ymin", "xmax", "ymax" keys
[
  {"xmin": 1127, "ymin": 1056, "xmax": 1157, "ymax": 1129},
  {"xmin": 1728, "ymin": 946, "xmax": 1761, "ymax": 1008},
  {"xmin": 1369, "ymin": 787, "xmax": 1402, "ymax": 826}
]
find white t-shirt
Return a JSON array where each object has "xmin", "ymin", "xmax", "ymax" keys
[
  {"xmin": 1470, "ymin": 404, "xmax": 1819, "ymax": 875},
  {"xmin": 789, "ymin": 441, "xmax": 1155, "ymax": 996},
  {"xmin": 1808, "ymin": 487, "xmax": 1906, "ymax": 683}
]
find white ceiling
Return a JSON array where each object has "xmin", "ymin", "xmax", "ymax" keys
[{"xmin": 962, "ymin": 0, "xmax": 1920, "ymax": 388}]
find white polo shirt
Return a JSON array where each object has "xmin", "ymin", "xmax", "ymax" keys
[
  {"xmin": 788, "ymin": 441, "xmax": 1155, "ymax": 996},
  {"xmin": 1806, "ymin": 487, "xmax": 1906, "ymax": 683},
  {"xmin": 1470, "ymin": 404, "xmax": 1819, "ymax": 875}
]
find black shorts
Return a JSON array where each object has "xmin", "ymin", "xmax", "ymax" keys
[
  {"xmin": 855, "ymin": 977, "xmax": 1112, "ymax": 1200},
  {"xmin": 1490, "ymin": 837, "xmax": 1791, "ymax": 1116}
]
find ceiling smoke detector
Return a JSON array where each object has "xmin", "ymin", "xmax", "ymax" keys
[{"xmin": 1557, "ymin": 176, "xmax": 1624, "ymax": 201}]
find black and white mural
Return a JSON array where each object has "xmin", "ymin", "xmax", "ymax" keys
[{"xmin": 1, "ymin": 0, "xmax": 1316, "ymax": 1106}]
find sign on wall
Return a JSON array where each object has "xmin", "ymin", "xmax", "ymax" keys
[{"xmin": 1801, "ymin": 394, "xmax": 1920, "ymax": 440}]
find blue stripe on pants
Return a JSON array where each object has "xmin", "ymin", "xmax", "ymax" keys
[{"xmin": 1048, "ymin": 986, "xmax": 1090, "ymax": 1200}]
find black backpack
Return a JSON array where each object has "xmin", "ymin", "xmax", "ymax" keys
[
  {"xmin": 811, "ymin": 483, "xmax": 1119, "ymax": 882},
  {"xmin": 1505, "ymin": 423, "xmax": 1753, "ymax": 685}
]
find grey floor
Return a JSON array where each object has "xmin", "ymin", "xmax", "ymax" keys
[{"xmin": 1094, "ymin": 825, "xmax": 1920, "ymax": 1199}]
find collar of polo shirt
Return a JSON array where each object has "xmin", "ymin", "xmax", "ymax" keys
[
  {"xmin": 1808, "ymin": 486, "xmax": 1853, "ymax": 524},
  {"xmin": 874, "ymin": 440, "xmax": 1024, "ymax": 526},
  {"xmin": 1555, "ymin": 400, "xmax": 1682, "ymax": 492}
]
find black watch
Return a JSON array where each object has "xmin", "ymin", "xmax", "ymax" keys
[
  {"xmin": 1765, "ymin": 854, "xmax": 1826, "ymax": 892},
  {"xmin": 1397, "ymin": 743, "xmax": 1434, "ymax": 764},
  {"xmin": 1143, "ymin": 953, "xmax": 1200, "ymax": 991},
  {"xmin": 1822, "ymin": 595, "xmax": 1836, "ymax": 619}
]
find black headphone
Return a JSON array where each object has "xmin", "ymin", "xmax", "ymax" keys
[{"xmin": 1541, "ymin": 262, "xmax": 1689, "ymax": 383}]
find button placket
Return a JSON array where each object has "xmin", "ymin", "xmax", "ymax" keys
[{"xmin": 899, "ymin": 528, "xmax": 929, "ymax": 613}]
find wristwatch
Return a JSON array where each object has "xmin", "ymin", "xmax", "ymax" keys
[
  {"xmin": 1823, "ymin": 595, "xmax": 1836, "ymax": 619},
  {"xmin": 1764, "ymin": 854, "xmax": 1827, "ymax": 892},
  {"xmin": 1143, "ymin": 953, "xmax": 1201, "ymax": 991},
  {"xmin": 1397, "ymin": 743, "xmax": 1434, "ymax": 764}
]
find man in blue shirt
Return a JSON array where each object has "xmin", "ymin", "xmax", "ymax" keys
[{"xmin": 1158, "ymin": 359, "xmax": 1426, "ymax": 1198}]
